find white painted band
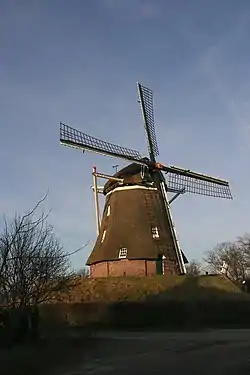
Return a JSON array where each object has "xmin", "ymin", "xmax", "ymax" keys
[{"xmin": 106, "ymin": 185, "xmax": 157, "ymax": 196}]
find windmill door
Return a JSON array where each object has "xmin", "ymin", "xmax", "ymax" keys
[{"xmin": 156, "ymin": 255, "xmax": 163, "ymax": 275}]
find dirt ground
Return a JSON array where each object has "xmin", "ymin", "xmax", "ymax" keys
[{"xmin": 59, "ymin": 329, "xmax": 250, "ymax": 375}]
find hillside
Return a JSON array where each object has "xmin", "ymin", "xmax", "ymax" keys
[
  {"xmin": 39, "ymin": 275, "xmax": 250, "ymax": 331},
  {"xmin": 53, "ymin": 274, "xmax": 249, "ymax": 303}
]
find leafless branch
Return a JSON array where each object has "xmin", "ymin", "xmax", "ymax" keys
[
  {"xmin": 0, "ymin": 193, "xmax": 73, "ymax": 309},
  {"xmin": 204, "ymin": 238, "xmax": 250, "ymax": 284}
]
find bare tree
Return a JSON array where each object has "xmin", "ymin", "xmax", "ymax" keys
[
  {"xmin": 204, "ymin": 240, "xmax": 248, "ymax": 285},
  {"xmin": 75, "ymin": 267, "xmax": 90, "ymax": 277},
  {"xmin": 236, "ymin": 233, "xmax": 250, "ymax": 267},
  {"xmin": 0, "ymin": 224, "xmax": 71, "ymax": 307},
  {"xmin": 0, "ymin": 195, "xmax": 74, "ymax": 341},
  {"xmin": 185, "ymin": 259, "xmax": 202, "ymax": 276}
]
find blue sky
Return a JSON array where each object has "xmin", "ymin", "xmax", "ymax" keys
[{"xmin": 1, "ymin": 0, "xmax": 250, "ymax": 269}]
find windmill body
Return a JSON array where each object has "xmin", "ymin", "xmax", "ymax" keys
[
  {"xmin": 87, "ymin": 163, "xmax": 188, "ymax": 277},
  {"xmin": 59, "ymin": 83, "xmax": 232, "ymax": 278}
]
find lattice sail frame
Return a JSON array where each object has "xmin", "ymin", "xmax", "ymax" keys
[
  {"xmin": 137, "ymin": 83, "xmax": 159, "ymax": 160},
  {"xmin": 60, "ymin": 122, "xmax": 142, "ymax": 161},
  {"xmin": 166, "ymin": 172, "xmax": 232, "ymax": 199}
]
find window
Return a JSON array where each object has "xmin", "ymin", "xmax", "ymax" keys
[
  {"xmin": 107, "ymin": 205, "xmax": 111, "ymax": 216},
  {"xmin": 101, "ymin": 230, "xmax": 106, "ymax": 243},
  {"xmin": 118, "ymin": 247, "xmax": 127, "ymax": 259},
  {"xmin": 151, "ymin": 226, "xmax": 159, "ymax": 239}
]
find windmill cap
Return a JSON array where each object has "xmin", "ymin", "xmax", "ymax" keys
[{"xmin": 103, "ymin": 162, "xmax": 153, "ymax": 194}]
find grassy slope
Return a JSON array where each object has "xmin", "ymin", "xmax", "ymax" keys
[
  {"xmin": 54, "ymin": 274, "xmax": 249, "ymax": 303},
  {"xmin": 38, "ymin": 275, "xmax": 250, "ymax": 332}
]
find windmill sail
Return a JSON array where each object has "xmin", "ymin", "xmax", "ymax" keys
[
  {"xmin": 60, "ymin": 122, "xmax": 142, "ymax": 162},
  {"xmin": 167, "ymin": 172, "xmax": 232, "ymax": 199},
  {"xmin": 163, "ymin": 165, "xmax": 232, "ymax": 199},
  {"xmin": 137, "ymin": 82, "xmax": 159, "ymax": 161}
]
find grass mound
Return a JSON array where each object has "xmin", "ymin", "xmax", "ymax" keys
[
  {"xmin": 55, "ymin": 274, "xmax": 248, "ymax": 303},
  {"xmin": 39, "ymin": 275, "xmax": 250, "ymax": 331}
]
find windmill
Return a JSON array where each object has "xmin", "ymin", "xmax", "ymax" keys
[{"xmin": 60, "ymin": 82, "xmax": 232, "ymax": 278}]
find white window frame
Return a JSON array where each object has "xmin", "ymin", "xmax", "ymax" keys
[
  {"xmin": 151, "ymin": 226, "xmax": 159, "ymax": 239},
  {"xmin": 101, "ymin": 229, "xmax": 106, "ymax": 243},
  {"xmin": 107, "ymin": 205, "xmax": 111, "ymax": 216},
  {"xmin": 118, "ymin": 247, "xmax": 127, "ymax": 259}
]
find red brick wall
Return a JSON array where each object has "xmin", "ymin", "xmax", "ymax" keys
[
  {"xmin": 163, "ymin": 260, "xmax": 179, "ymax": 275},
  {"xmin": 90, "ymin": 259, "xmax": 157, "ymax": 278}
]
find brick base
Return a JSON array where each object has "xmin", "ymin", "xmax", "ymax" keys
[{"xmin": 89, "ymin": 259, "xmax": 178, "ymax": 278}]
